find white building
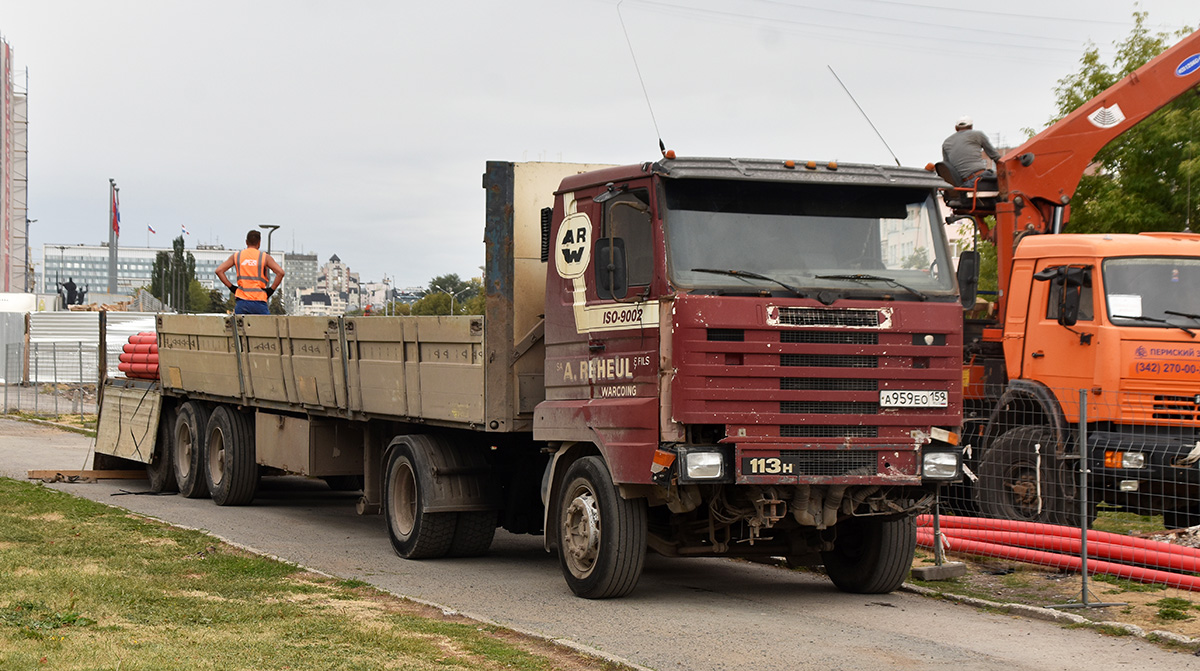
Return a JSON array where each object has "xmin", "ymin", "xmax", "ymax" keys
[
  {"xmin": 294, "ymin": 254, "xmax": 360, "ymax": 315},
  {"xmin": 41, "ymin": 242, "xmax": 289, "ymax": 299}
]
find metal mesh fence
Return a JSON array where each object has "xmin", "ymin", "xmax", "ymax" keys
[
  {"xmin": 2, "ymin": 341, "xmax": 99, "ymax": 424},
  {"xmin": 924, "ymin": 385, "xmax": 1200, "ymax": 598}
]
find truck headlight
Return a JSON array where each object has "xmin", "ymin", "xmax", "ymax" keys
[
  {"xmin": 1104, "ymin": 450, "xmax": 1145, "ymax": 469},
  {"xmin": 922, "ymin": 450, "xmax": 962, "ymax": 480},
  {"xmin": 685, "ymin": 451, "xmax": 725, "ymax": 480}
]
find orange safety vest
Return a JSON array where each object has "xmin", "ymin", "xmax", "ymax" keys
[{"xmin": 234, "ymin": 248, "xmax": 269, "ymax": 302}]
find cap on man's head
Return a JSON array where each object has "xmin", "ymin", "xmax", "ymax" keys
[{"xmin": 955, "ymin": 115, "xmax": 973, "ymax": 129}]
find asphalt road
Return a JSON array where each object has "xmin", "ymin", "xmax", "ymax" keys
[{"xmin": 2, "ymin": 417, "xmax": 1196, "ymax": 671}]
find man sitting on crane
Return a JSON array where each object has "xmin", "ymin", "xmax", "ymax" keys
[{"xmin": 941, "ymin": 116, "xmax": 1001, "ymax": 189}]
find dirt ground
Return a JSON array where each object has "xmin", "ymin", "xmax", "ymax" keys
[{"xmin": 910, "ymin": 546, "xmax": 1200, "ymax": 643}]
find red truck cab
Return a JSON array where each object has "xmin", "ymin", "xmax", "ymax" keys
[{"xmin": 533, "ymin": 157, "xmax": 964, "ymax": 596}]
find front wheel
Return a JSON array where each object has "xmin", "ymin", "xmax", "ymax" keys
[
  {"xmin": 146, "ymin": 407, "xmax": 178, "ymax": 493},
  {"xmin": 556, "ymin": 456, "xmax": 647, "ymax": 599},
  {"xmin": 977, "ymin": 426, "xmax": 1078, "ymax": 525},
  {"xmin": 821, "ymin": 515, "xmax": 916, "ymax": 594}
]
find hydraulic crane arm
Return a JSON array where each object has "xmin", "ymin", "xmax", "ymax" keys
[{"xmin": 982, "ymin": 28, "xmax": 1200, "ymax": 321}]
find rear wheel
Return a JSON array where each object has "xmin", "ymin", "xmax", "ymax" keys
[
  {"xmin": 205, "ymin": 406, "xmax": 258, "ymax": 506},
  {"xmin": 821, "ymin": 515, "xmax": 916, "ymax": 594},
  {"xmin": 556, "ymin": 456, "xmax": 647, "ymax": 599},
  {"xmin": 448, "ymin": 511, "xmax": 497, "ymax": 558},
  {"xmin": 383, "ymin": 441, "xmax": 456, "ymax": 559},
  {"xmin": 146, "ymin": 407, "xmax": 178, "ymax": 493},
  {"xmin": 173, "ymin": 402, "xmax": 211, "ymax": 499}
]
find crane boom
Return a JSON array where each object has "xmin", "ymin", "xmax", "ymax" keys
[{"xmin": 981, "ymin": 29, "xmax": 1200, "ymax": 321}]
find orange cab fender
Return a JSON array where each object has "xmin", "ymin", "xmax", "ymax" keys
[{"xmin": 983, "ymin": 380, "xmax": 1071, "ymax": 457}]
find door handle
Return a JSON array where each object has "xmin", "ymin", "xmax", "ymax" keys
[{"xmin": 1031, "ymin": 351, "xmax": 1045, "ymax": 358}]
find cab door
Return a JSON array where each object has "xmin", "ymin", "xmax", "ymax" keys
[{"xmin": 1022, "ymin": 261, "xmax": 1098, "ymax": 394}]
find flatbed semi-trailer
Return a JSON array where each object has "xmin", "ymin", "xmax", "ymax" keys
[{"xmin": 97, "ymin": 158, "xmax": 965, "ymax": 597}]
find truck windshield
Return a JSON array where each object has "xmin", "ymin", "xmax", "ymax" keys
[
  {"xmin": 1104, "ymin": 257, "xmax": 1200, "ymax": 327},
  {"xmin": 661, "ymin": 179, "xmax": 955, "ymax": 297}
]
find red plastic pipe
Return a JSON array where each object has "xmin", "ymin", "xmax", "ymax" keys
[
  {"xmin": 915, "ymin": 530, "xmax": 1200, "ymax": 591},
  {"xmin": 930, "ymin": 527, "xmax": 1200, "ymax": 574},
  {"xmin": 918, "ymin": 515, "xmax": 1200, "ymax": 560},
  {"xmin": 122, "ymin": 343, "xmax": 158, "ymax": 354}
]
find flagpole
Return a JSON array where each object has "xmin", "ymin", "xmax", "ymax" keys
[{"xmin": 108, "ymin": 179, "xmax": 119, "ymax": 294}]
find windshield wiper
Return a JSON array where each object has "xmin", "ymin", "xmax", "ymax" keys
[
  {"xmin": 1165, "ymin": 310, "xmax": 1200, "ymax": 321},
  {"xmin": 691, "ymin": 268, "xmax": 807, "ymax": 298},
  {"xmin": 1112, "ymin": 314, "xmax": 1196, "ymax": 337},
  {"xmin": 813, "ymin": 274, "xmax": 928, "ymax": 301}
]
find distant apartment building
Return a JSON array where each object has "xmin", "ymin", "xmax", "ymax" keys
[
  {"xmin": 294, "ymin": 254, "xmax": 361, "ymax": 315},
  {"xmin": 282, "ymin": 252, "xmax": 317, "ymax": 312}
]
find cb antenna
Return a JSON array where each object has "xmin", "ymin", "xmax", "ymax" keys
[
  {"xmin": 617, "ymin": 1, "xmax": 668, "ymax": 157},
  {"xmin": 828, "ymin": 66, "xmax": 901, "ymax": 167}
]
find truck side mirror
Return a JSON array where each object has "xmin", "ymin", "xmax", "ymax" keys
[
  {"xmin": 595, "ymin": 238, "xmax": 628, "ymax": 300},
  {"xmin": 1034, "ymin": 266, "xmax": 1090, "ymax": 327},
  {"xmin": 956, "ymin": 250, "xmax": 979, "ymax": 309}
]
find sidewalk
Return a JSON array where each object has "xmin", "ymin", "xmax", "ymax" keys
[{"xmin": 0, "ymin": 417, "xmax": 96, "ymax": 480}]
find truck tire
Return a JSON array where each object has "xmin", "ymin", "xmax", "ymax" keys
[
  {"xmin": 977, "ymin": 426, "xmax": 1069, "ymax": 525},
  {"xmin": 448, "ymin": 511, "xmax": 497, "ymax": 558},
  {"xmin": 383, "ymin": 442, "xmax": 456, "ymax": 559},
  {"xmin": 146, "ymin": 407, "xmax": 178, "ymax": 493},
  {"xmin": 173, "ymin": 402, "xmax": 211, "ymax": 499},
  {"xmin": 556, "ymin": 456, "xmax": 647, "ymax": 599},
  {"xmin": 205, "ymin": 405, "xmax": 258, "ymax": 506},
  {"xmin": 821, "ymin": 515, "xmax": 916, "ymax": 594}
]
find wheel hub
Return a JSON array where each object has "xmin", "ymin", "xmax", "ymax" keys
[{"xmin": 562, "ymin": 491, "xmax": 601, "ymax": 571}]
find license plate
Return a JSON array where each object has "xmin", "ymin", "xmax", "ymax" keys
[{"xmin": 880, "ymin": 390, "xmax": 948, "ymax": 407}]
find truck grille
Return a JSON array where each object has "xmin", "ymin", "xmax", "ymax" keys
[
  {"xmin": 782, "ymin": 353, "xmax": 878, "ymax": 368},
  {"xmin": 781, "ymin": 425, "xmax": 878, "ymax": 438},
  {"xmin": 778, "ymin": 307, "xmax": 880, "ymax": 327},
  {"xmin": 781, "ymin": 378, "xmax": 878, "ymax": 391},
  {"xmin": 781, "ymin": 401, "xmax": 879, "ymax": 415},
  {"xmin": 781, "ymin": 331, "xmax": 878, "ymax": 345},
  {"xmin": 777, "ymin": 450, "xmax": 877, "ymax": 476}
]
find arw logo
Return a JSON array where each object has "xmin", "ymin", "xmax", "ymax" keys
[{"xmin": 555, "ymin": 213, "xmax": 591, "ymax": 280}]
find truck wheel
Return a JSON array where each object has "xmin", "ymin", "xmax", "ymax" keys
[
  {"xmin": 383, "ymin": 442, "xmax": 456, "ymax": 559},
  {"xmin": 556, "ymin": 456, "xmax": 647, "ymax": 599},
  {"xmin": 976, "ymin": 426, "xmax": 1065, "ymax": 524},
  {"xmin": 821, "ymin": 515, "xmax": 916, "ymax": 594},
  {"xmin": 448, "ymin": 511, "xmax": 497, "ymax": 558},
  {"xmin": 173, "ymin": 402, "xmax": 211, "ymax": 499},
  {"xmin": 146, "ymin": 407, "xmax": 178, "ymax": 493},
  {"xmin": 205, "ymin": 406, "xmax": 258, "ymax": 506}
]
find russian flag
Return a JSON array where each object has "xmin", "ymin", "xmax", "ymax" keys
[
  {"xmin": 111, "ymin": 189, "xmax": 120, "ymax": 236},
  {"xmin": 147, "ymin": 224, "xmax": 156, "ymax": 234},
  {"xmin": 181, "ymin": 224, "xmax": 190, "ymax": 235}
]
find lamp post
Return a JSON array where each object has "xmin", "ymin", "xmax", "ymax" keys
[
  {"xmin": 53, "ymin": 245, "xmax": 66, "ymax": 309},
  {"xmin": 431, "ymin": 283, "xmax": 470, "ymax": 315},
  {"xmin": 258, "ymin": 224, "xmax": 280, "ymax": 254}
]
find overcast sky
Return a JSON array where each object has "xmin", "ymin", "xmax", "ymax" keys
[{"xmin": 1, "ymin": 0, "xmax": 1195, "ymax": 289}]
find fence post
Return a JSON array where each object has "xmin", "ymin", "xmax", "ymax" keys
[
  {"xmin": 33, "ymin": 342, "xmax": 39, "ymax": 415},
  {"xmin": 1077, "ymin": 388, "xmax": 1090, "ymax": 607},
  {"xmin": 52, "ymin": 343, "xmax": 60, "ymax": 417}
]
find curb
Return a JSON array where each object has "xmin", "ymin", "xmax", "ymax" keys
[{"xmin": 901, "ymin": 582, "xmax": 1200, "ymax": 649}]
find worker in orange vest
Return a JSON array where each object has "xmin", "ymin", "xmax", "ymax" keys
[{"xmin": 215, "ymin": 229, "xmax": 285, "ymax": 315}]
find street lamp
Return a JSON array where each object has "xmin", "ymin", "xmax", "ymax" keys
[
  {"xmin": 53, "ymin": 245, "xmax": 66, "ymax": 309},
  {"xmin": 258, "ymin": 224, "xmax": 280, "ymax": 254},
  {"xmin": 431, "ymin": 283, "xmax": 470, "ymax": 315}
]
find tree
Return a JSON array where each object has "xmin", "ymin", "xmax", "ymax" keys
[
  {"xmin": 186, "ymin": 280, "xmax": 210, "ymax": 313},
  {"xmin": 1050, "ymin": 12, "xmax": 1200, "ymax": 234},
  {"xmin": 150, "ymin": 236, "xmax": 199, "ymax": 312},
  {"xmin": 410, "ymin": 292, "xmax": 453, "ymax": 315},
  {"xmin": 206, "ymin": 288, "xmax": 232, "ymax": 314},
  {"xmin": 269, "ymin": 292, "xmax": 286, "ymax": 315}
]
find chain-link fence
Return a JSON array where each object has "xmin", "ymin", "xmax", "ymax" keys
[
  {"xmin": 2, "ymin": 341, "xmax": 99, "ymax": 425},
  {"xmin": 925, "ymin": 385, "xmax": 1200, "ymax": 600}
]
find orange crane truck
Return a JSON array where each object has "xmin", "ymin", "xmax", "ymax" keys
[
  {"xmin": 95, "ymin": 157, "xmax": 965, "ymax": 598},
  {"xmin": 941, "ymin": 29, "xmax": 1200, "ymax": 528}
]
